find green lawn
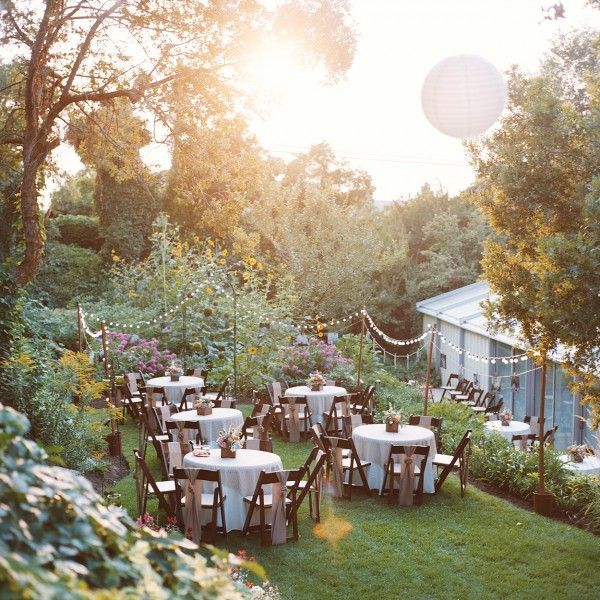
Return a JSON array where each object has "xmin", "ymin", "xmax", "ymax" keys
[{"xmin": 106, "ymin": 407, "xmax": 600, "ymax": 600}]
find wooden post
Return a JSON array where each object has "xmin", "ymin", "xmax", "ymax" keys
[
  {"xmin": 357, "ymin": 307, "xmax": 366, "ymax": 387},
  {"xmin": 101, "ymin": 321, "xmax": 109, "ymax": 377},
  {"xmin": 533, "ymin": 354, "xmax": 554, "ymax": 515},
  {"xmin": 76, "ymin": 303, "xmax": 82, "ymax": 352},
  {"xmin": 423, "ymin": 326, "xmax": 436, "ymax": 415}
]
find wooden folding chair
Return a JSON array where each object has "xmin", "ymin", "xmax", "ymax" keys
[
  {"xmin": 380, "ymin": 444, "xmax": 430, "ymax": 506},
  {"xmin": 213, "ymin": 398, "xmax": 237, "ymax": 408},
  {"xmin": 341, "ymin": 413, "xmax": 373, "ymax": 438},
  {"xmin": 440, "ymin": 373, "xmax": 460, "ymax": 400},
  {"xmin": 133, "ymin": 448, "xmax": 176, "ymax": 517},
  {"xmin": 241, "ymin": 412, "xmax": 274, "ymax": 452},
  {"xmin": 279, "ymin": 396, "xmax": 313, "ymax": 441},
  {"xmin": 322, "ymin": 435, "xmax": 371, "ymax": 500},
  {"xmin": 512, "ymin": 433, "xmax": 538, "ymax": 451},
  {"xmin": 203, "ymin": 377, "xmax": 230, "ymax": 402},
  {"xmin": 543, "ymin": 425, "xmax": 558, "ymax": 446},
  {"xmin": 524, "ymin": 415, "xmax": 544, "ymax": 437},
  {"xmin": 449, "ymin": 380, "xmax": 473, "ymax": 402},
  {"xmin": 180, "ymin": 386, "xmax": 207, "ymax": 410},
  {"xmin": 154, "ymin": 440, "xmax": 192, "ymax": 479},
  {"xmin": 241, "ymin": 468, "xmax": 306, "ymax": 546},
  {"xmin": 433, "ymin": 430, "xmax": 472, "ymax": 497},
  {"xmin": 471, "ymin": 391, "xmax": 494, "ymax": 414},
  {"xmin": 294, "ymin": 446, "xmax": 327, "ymax": 522},
  {"xmin": 185, "ymin": 367, "xmax": 209, "ymax": 379},
  {"xmin": 173, "ymin": 467, "xmax": 227, "ymax": 542},
  {"xmin": 166, "ymin": 420, "xmax": 203, "ymax": 444},
  {"xmin": 122, "ymin": 383, "xmax": 145, "ymax": 421},
  {"xmin": 151, "ymin": 403, "xmax": 179, "ymax": 436},
  {"xmin": 323, "ymin": 395, "xmax": 354, "ymax": 435}
]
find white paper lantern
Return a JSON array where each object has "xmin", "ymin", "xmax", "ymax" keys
[{"xmin": 421, "ymin": 54, "xmax": 506, "ymax": 138}]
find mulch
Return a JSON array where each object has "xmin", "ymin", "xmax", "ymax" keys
[{"xmin": 85, "ymin": 452, "xmax": 130, "ymax": 494}]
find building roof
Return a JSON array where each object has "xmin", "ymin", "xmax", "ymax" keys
[{"xmin": 415, "ymin": 281, "xmax": 523, "ymax": 348}]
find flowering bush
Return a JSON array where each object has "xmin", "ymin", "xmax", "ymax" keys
[
  {"xmin": 279, "ymin": 338, "xmax": 353, "ymax": 382},
  {"xmin": 135, "ymin": 512, "xmax": 179, "ymax": 535},
  {"xmin": 105, "ymin": 331, "xmax": 177, "ymax": 376},
  {"xmin": 230, "ymin": 550, "xmax": 281, "ymax": 599}
]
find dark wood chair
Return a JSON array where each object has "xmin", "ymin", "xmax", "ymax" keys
[
  {"xmin": 279, "ymin": 396, "xmax": 313, "ymax": 441},
  {"xmin": 145, "ymin": 385, "xmax": 168, "ymax": 407},
  {"xmin": 180, "ymin": 386, "xmax": 207, "ymax": 410},
  {"xmin": 185, "ymin": 368, "xmax": 209, "ymax": 379},
  {"xmin": 213, "ymin": 398, "xmax": 237, "ymax": 409},
  {"xmin": 471, "ymin": 391, "xmax": 494, "ymax": 415},
  {"xmin": 294, "ymin": 445, "xmax": 328, "ymax": 522},
  {"xmin": 449, "ymin": 380, "xmax": 473, "ymax": 402},
  {"xmin": 241, "ymin": 468, "xmax": 306, "ymax": 546},
  {"xmin": 440, "ymin": 373, "xmax": 460, "ymax": 400},
  {"xmin": 133, "ymin": 448, "xmax": 176, "ymax": 517},
  {"xmin": 524, "ymin": 415, "xmax": 544, "ymax": 437},
  {"xmin": 323, "ymin": 395, "xmax": 354, "ymax": 435},
  {"xmin": 341, "ymin": 413, "xmax": 373, "ymax": 438},
  {"xmin": 543, "ymin": 425, "xmax": 558, "ymax": 446},
  {"xmin": 484, "ymin": 400, "xmax": 504, "ymax": 420},
  {"xmin": 122, "ymin": 383, "xmax": 145, "ymax": 421},
  {"xmin": 241, "ymin": 412, "xmax": 274, "ymax": 452},
  {"xmin": 154, "ymin": 440, "xmax": 192, "ymax": 479},
  {"xmin": 173, "ymin": 467, "xmax": 227, "ymax": 542},
  {"xmin": 432, "ymin": 430, "xmax": 472, "ymax": 497},
  {"xmin": 512, "ymin": 433, "xmax": 538, "ymax": 450},
  {"xmin": 166, "ymin": 420, "xmax": 203, "ymax": 444},
  {"xmin": 151, "ymin": 404, "xmax": 179, "ymax": 436},
  {"xmin": 203, "ymin": 377, "xmax": 230, "ymax": 402},
  {"xmin": 322, "ymin": 435, "xmax": 371, "ymax": 500},
  {"xmin": 380, "ymin": 444, "xmax": 430, "ymax": 506}
]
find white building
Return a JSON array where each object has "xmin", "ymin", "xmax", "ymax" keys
[{"xmin": 416, "ymin": 281, "xmax": 595, "ymax": 449}]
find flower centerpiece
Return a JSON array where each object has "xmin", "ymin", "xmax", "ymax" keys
[
  {"xmin": 166, "ymin": 360, "xmax": 183, "ymax": 382},
  {"xmin": 382, "ymin": 404, "xmax": 403, "ymax": 433},
  {"xmin": 567, "ymin": 444, "xmax": 588, "ymax": 463},
  {"xmin": 500, "ymin": 409, "xmax": 512, "ymax": 426},
  {"xmin": 217, "ymin": 425, "xmax": 242, "ymax": 458},
  {"xmin": 196, "ymin": 397, "xmax": 214, "ymax": 416},
  {"xmin": 308, "ymin": 371, "xmax": 326, "ymax": 392}
]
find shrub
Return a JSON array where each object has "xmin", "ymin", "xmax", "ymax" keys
[
  {"xmin": 0, "ymin": 404, "xmax": 248, "ymax": 598},
  {"xmin": 52, "ymin": 214, "xmax": 101, "ymax": 250},
  {"xmin": 33, "ymin": 242, "xmax": 104, "ymax": 308},
  {"xmin": 428, "ymin": 402, "xmax": 485, "ymax": 453}
]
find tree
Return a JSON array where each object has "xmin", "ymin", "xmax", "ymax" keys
[
  {"xmin": 467, "ymin": 27, "xmax": 600, "ymax": 508},
  {"xmin": 0, "ymin": 0, "xmax": 356, "ymax": 283}
]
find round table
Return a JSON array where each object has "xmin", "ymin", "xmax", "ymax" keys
[
  {"xmin": 146, "ymin": 376, "xmax": 204, "ymax": 406},
  {"xmin": 285, "ymin": 385, "xmax": 347, "ymax": 426},
  {"xmin": 484, "ymin": 420, "xmax": 530, "ymax": 443},
  {"xmin": 352, "ymin": 424, "xmax": 437, "ymax": 494},
  {"xmin": 559, "ymin": 454, "xmax": 600, "ymax": 477},
  {"xmin": 182, "ymin": 448, "xmax": 283, "ymax": 531},
  {"xmin": 170, "ymin": 408, "xmax": 243, "ymax": 447}
]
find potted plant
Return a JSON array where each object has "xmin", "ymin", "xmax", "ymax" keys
[
  {"xmin": 217, "ymin": 425, "xmax": 242, "ymax": 458},
  {"xmin": 383, "ymin": 404, "xmax": 403, "ymax": 433},
  {"xmin": 308, "ymin": 371, "xmax": 326, "ymax": 392},
  {"xmin": 104, "ymin": 397, "xmax": 122, "ymax": 456},
  {"xmin": 166, "ymin": 361, "xmax": 183, "ymax": 382},
  {"xmin": 567, "ymin": 444, "xmax": 588, "ymax": 463},
  {"xmin": 500, "ymin": 409, "xmax": 512, "ymax": 426},
  {"xmin": 196, "ymin": 397, "xmax": 214, "ymax": 416}
]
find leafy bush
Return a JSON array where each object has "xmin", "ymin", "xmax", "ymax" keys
[
  {"xmin": 428, "ymin": 402, "xmax": 485, "ymax": 453},
  {"xmin": 51, "ymin": 214, "xmax": 101, "ymax": 250},
  {"xmin": 33, "ymin": 242, "xmax": 104, "ymax": 308},
  {"xmin": 0, "ymin": 404, "xmax": 248, "ymax": 598},
  {"xmin": 23, "ymin": 303, "xmax": 79, "ymax": 350}
]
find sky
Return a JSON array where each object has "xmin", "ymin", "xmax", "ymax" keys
[{"xmin": 53, "ymin": 0, "xmax": 600, "ymax": 205}]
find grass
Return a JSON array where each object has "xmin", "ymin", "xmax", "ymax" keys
[{"xmin": 105, "ymin": 406, "xmax": 600, "ymax": 600}]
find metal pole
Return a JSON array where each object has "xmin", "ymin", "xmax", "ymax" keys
[
  {"xmin": 423, "ymin": 326, "xmax": 436, "ymax": 415},
  {"xmin": 233, "ymin": 288, "xmax": 237, "ymax": 398},
  {"xmin": 76, "ymin": 303, "xmax": 82, "ymax": 352},
  {"xmin": 357, "ymin": 307, "xmax": 365, "ymax": 387},
  {"xmin": 533, "ymin": 354, "xmax": 553, "ymax": 515},
  {"xmin": 181, "ymin": 301, "xmax": 187, "ymax": 372},
  {"xmin": 101, "ymin": 321, "xmax": 109, "ymax": 377}
]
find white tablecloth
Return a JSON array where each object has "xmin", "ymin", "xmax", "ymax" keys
[
  {"xmin": 170, "ymin": 408, "xmax": 243, "ymax": 447},
  {"xmin": 560, "ymin": 454, "xmax": 600, "ymax": 476},
  {"xmin": 146, "ymin": 376, "xmax": 204, "ymax": 405},
  {"xmin": 285, "ymin": 385, "xmax": 347, "ymax": 425},
  {"xmin": 182, "ymin": 449, "xmax": 283, "ymax": 531},
  {"xmin": 484, "ymin": 420, "xmax": 530, "ymax": 442},
  {"xmin": 352, "ymin": 424, "xmax": 437, "ymax": 494}
]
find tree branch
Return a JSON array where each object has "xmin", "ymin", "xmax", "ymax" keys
[
  {"xmin": 5, "ymin": 7, "xmax": 34, "ymax": 48},
  {"xmin": 0, "ymin": 134, "xmax": 24, "ymax": 145}
]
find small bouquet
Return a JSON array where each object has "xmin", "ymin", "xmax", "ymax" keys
[
  {"xmin": 166, "ymin": 360, "xmax": 183, "ymax": 381},
  {"xmin": 383, "ymin": 404, "xmax": 403, "ymax": 432},
  {"xmin": 217, "ymin": 425, "xmax": 242, "ymax": 458},
  {"xmin": 195, "ymin": 397, "xmax": 214, "ymax": 416},
  {"xmin": 308, "ymin": 371, "xmax": 326, "ymax": 391},
  {"xmin": 500, "ymin": 409, "xmax": 512, "ymax": 426},
  {"xmin": 567, "ymin": 444, "xmax": 588, "ymax": 463}
]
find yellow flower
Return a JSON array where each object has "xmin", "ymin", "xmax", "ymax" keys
[
  {"xmin": 218, "ymin": 258, "xmax": 226, "ymax": 265},
  {"xmin": 207, "ymin": 239, "xmax": 215, "ymax": 247},
  {"xmin": 244, "ymin": 256, "xmax": 257, "ymax": 267},
  {"xmin": 112, "ymin": 254, "xmax": 120, "ymax": 263},
  {"xmin": 221, "ymin": 249, "xmax": 228, "ymax": 257},
  {"xmin": 242, "ymin": 271, "xmax": 250, "ymax": 281},
  {"xmin": 248, "ymin": 347, "xmax": 258, "ymax": 355},
  {"xmin": 206, "ymin": 248, "xmax": 213, "ymax": 259},
  {"xmin": 127, "ymin": 290, "xmax": 137, "ymax": 299},
  {"xmin": 256, "ymin": 261, "xmax": 263, "ymax": 271},
  {"xmin": 205, "ymin": 286, "xmax": 214, "ymax": 295}
]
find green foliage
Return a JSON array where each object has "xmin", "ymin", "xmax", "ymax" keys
[
  {"xmin": 428, "ymin": 402, "xmax": 485, "ymax": 453},
  {"xmin": 0, "ymin": 404, "xmax": 247, "ymax": 598},
  {"xmin": 50, "ymin": 214, "xmax": 101, "ymax": 250},
  {"xmin": 50, "ymin": 169, "xmax": 96, "ymax": 216},
  {"xmin": 32, "ymin": 242, "xmax": 103, "ymax": 308},
  {"xmin": 23, "ymin": 303, "xmax": 79, "ymax": 350}
]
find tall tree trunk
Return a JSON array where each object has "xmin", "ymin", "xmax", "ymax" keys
[{"xmin": 17, "ymin": 149, "xmax": 44, "ymax": 285}]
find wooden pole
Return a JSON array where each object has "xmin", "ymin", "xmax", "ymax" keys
[
  {"xmin": 423, "ymin": 326, "xmax": 436, "ymax": 415},
  {"xmin": 101, "ymin": 320, "xmax": 109, "ymax": 377},
  {"xmin": 533, "ymin": 353, "xmax": 554, "ymax": 515},
  {"xmin": 357, "ymin": 307, "xmax": 366, "ymax": 387},
  {"xmin": 76, "ymin": 302, "xmax": 82, "ymax": 352}
]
